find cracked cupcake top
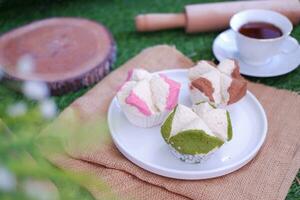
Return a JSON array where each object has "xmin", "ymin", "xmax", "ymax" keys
[
  {"xmin": 161, "ymin": 104, "xmax": 232, "ymax": 155},
  {"xmin": 189, "ymin": 59, "xmax": 247, "ymax": 106},
  {"xmin": 117, "ymin": 69, "xmax": 181, "ymax": 117}
]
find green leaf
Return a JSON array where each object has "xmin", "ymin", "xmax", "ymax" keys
[{"xmin": 169, "ymin": 129, "xmax": 224, "ymax": 155}]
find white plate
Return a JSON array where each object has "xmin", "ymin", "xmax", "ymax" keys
[
  {"xmin": 213, "ymin": 29, "xmax": 300, "ymax": 77},
  {"xmin": 108, "ymin": 69, "xmax": 268, "ymax": 180}
]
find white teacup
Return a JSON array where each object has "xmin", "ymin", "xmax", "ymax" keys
[{"xmin": 230, "ymin": 9, "xmax": 299, "ymax": 66}]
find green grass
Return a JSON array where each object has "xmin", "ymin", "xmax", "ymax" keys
[{"xmin": 0, "ymin": 0, "xmax": 299, "ymax": 199}]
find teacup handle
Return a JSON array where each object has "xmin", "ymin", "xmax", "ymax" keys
[{"xmin": 280, "ymin": 36, "xmax": 299, "ymax": 54}]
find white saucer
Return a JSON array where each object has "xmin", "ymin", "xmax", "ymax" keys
[
  {"xmin": 107, "ymin": 69, "xmax": 268, "ymax": 180},
  {"xmin": 213, "ymin": 29, "xmax": 300, "ymax": 77}
]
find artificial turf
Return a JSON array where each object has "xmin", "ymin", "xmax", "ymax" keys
[{"xmin": 0, "ymin": 0, "xmax": 299, "ymax": 199}]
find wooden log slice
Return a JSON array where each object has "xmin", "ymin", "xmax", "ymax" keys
[{"xmin": 0, "ymin": 18, "xmax": 116, "ymax": 95}]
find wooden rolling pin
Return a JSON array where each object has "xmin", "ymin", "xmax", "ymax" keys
[{"xmin": 135, "ymin": 0, "xmax": 300, "ymax": 33}]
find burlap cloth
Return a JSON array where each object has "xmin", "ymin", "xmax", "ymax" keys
[{"xmin": 41, "ymin": 45, "xmax": 300, "ymax": 200}]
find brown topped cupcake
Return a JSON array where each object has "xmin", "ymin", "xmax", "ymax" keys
[{"xmin": 188, "ymin": 59, "xmax": 247, "ymax": 106}]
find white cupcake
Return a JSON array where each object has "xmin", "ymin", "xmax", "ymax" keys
[
  {"xmin": 117, "ymin": 69, "xmax": 181, "ymax": 128},
  {"xmin": 161, "ymin": 104, "xmax": 232, "ymax": 163}
]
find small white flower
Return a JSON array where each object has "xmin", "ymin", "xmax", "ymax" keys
[
  {"xmin": 22, "ymin": 81, "xmax": 49, "ymax": 101},
  {"xmin": 17, "ymin": 55, "xmax": 35, "ymax": 74},
  {"xmin": 39, "ymin": 99, "xmax": 57, "ymax": 119},
  {"xmin": 23, "ymin": 179, "xmax": 59, "ymax": 200},
  {"xmin": 7, "ymin": 102, "xmax": 27, "ymax": 117},
  {"xmin": 0, "ymin": 166, "xmax": 16, "ymax": 192}
]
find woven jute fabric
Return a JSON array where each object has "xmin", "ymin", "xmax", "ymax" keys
[{"xmin": 42, "ymin": 45, "xmax": 300, "ymax": 200}]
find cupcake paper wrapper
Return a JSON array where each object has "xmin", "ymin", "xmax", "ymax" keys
[
  {"xmin": 169, "ymin": 144, "xmax": 218, "ymax": 164},
  {"xmin": 123, "ymin": 108, "xmax": 169, "ymax": 128}
]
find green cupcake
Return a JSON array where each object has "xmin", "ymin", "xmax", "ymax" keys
[{"xmin": 161, "ymin": 104, "xmax": 227, "ymax": 163}]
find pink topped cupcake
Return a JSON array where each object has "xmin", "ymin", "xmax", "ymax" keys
[{"xmin": 117, "ymin": 69, "xmax": 181, "ymax": 127}]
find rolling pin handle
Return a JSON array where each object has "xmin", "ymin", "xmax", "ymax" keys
[{"xmin": 135, "ymin": 13, "xmax": 186, "ymax": 32}]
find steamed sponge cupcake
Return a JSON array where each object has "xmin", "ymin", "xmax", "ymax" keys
[
  {"xmin": 161, "ymin": 104, "xmax": 232, "ymax": 163},
  {"xmin": 188, "ymin": 59, "xmax": 247, "ymax": 106},
  {"xmin": 117, "ymin": 69, "xmax": 181, "ymax": 127}
]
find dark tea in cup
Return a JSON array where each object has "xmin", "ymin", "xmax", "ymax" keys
[
  {"xmin": 230, "ymin": 9, "xmax": 294, "ymax": 65},
  {"xmin": 238, "ymin": 22, "xmax": 283, "ymax": 39}
]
